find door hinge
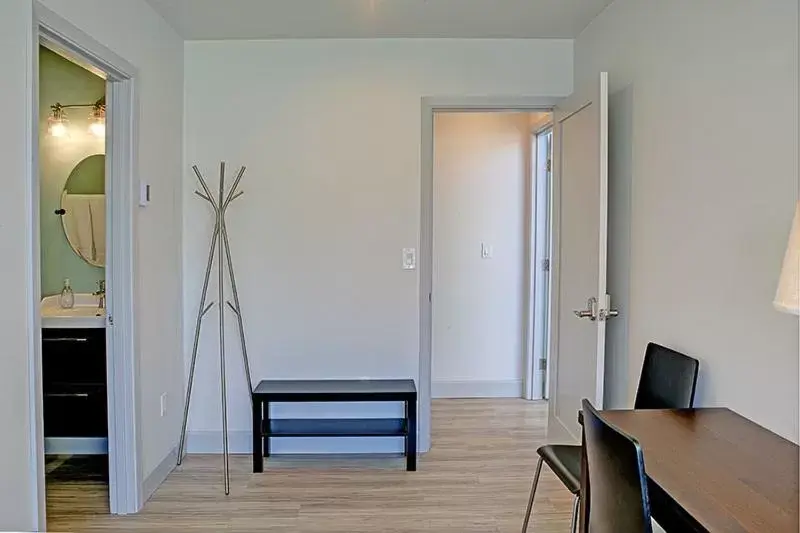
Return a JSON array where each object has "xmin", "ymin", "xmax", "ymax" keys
[
  {"xmin": 428, "ymin": 292, "xmax": 432, "ymax": 303},
  {"xmin": 538, "ymin": 358, "xmax": 547, "ymax": 372},
  {"xmin": 107, "ymin": 314, "xmax": 114, "ymax": 326},
  {"xmin": 542, "ymin": 258, "xmax": 550, "ymax": 272},
  {"xmin": 546, "ymin": 159, "xmax": 552, "ymax": 172}
]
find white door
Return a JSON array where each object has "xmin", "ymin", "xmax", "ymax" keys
[{"xmin": 547, "ymin": 72, "xmax": 610, "ymax": 442}]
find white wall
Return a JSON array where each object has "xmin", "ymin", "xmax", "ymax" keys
[
  {"xmin": 39, "ymin": 0, "xmax": 186, "ymax": 479},
  {"xmin": 577, "ymin": 0, "xmax": 799, "ymax": 441},
  {"xmin": 183, "ymin": 39, "xmax": 572, "ymax": 452},
  {"xmin": 0, "ymin": 2, "xmax": 183, "ymax": 528},
  {"xmin": 0, "ymin": 1, "xmax": 38, "ymax": 529},
  {"xmin": 432, "ymin": 112, "xmax": 530, "ymax": 398},
  {"xmin": 38, "ymin": 46, "xmax": 106, "ymax": 297},
  {"xmin": 604, "ymin": 85, "xmax": 633, "ymax": 409}
]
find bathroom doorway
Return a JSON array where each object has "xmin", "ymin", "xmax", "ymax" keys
[
  {"xmin": 28, "ymin": 7, "xmax": 142, "ymax": 527},
  {"xmin": 39, "ymin": 42, "xmax": 110, "ymax": 514}
]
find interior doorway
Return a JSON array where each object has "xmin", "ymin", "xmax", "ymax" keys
[
  {"xmin": 419, "ymin": 78, "xmax": 609, "ymax": 454},
  {"xmin": 430, "ymin": 110, "xmax": 553, "ymax": 403},
  {"xmin": 38, "ymin": 41, "xmax": 110, "ymax": 515},
  {"xmin": 28, "ymin": 6, "xmax": 142, "ymax": 528},
  {"xmin": 419, "ymin": 97, "xmax": 560, "ymax": 454}
]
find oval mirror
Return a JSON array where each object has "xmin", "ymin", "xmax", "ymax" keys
[{"xmin": 60, "ymin": 154, "xmax": 105, "ymax": 267}]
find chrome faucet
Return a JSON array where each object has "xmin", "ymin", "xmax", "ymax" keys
[{"xmin": 94, "ymin": 280, "xmax": 106, "ymax": 310}]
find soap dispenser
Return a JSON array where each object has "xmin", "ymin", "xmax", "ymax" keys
[{"xmin": 59, "ymin": 278, "xmax": 75, "ymax": 309}]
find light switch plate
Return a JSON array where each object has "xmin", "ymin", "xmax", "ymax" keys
[
  {"xmin": 402, "ymin": 248, "xmax": 416, "ymax": 270},
  {"xmin": 481, "ymin": 243, "xmax": 493, "ymax": 259},
  {"xmin": 139, "ymin": 182, "xmax": 150, "ymax": 207}
]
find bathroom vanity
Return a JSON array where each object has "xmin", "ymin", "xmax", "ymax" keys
[{"xmin": 41, "ymin": 294, "xmax": 107, "ymax": 455}]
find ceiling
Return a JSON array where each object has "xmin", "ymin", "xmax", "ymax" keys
[{"xmin": 145, "ymin": 0, "xmax": 614, "ymax": 40}]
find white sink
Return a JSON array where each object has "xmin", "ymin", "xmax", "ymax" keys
[{"xmin": 41, "ymin": 294, "xmax": 105, "ymax": 329}]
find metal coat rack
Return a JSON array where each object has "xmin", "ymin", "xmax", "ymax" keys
[{"xmin": 177, "ymin": 162, "xmax": 253, "ymax": 495}]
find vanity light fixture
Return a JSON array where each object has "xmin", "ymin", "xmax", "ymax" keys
[
  {"xmin": 47, "ymin": 104, "xmax": 68, "ymax": 138},
  {"xmin": 48, "ymin": 96, "xmax": 106, "ymax": 138}
]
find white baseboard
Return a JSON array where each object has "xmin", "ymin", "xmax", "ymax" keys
[
  {"xmin": 432, "ymin": 379, "xmax": 522, "ymax": 398},
  {"xmin": 547, "ymin": 412, "xmax": 580, "ymax": 445},
  {"xmin": 186, "ymin": 431, "xmax": 405, "ymax": 455},
  {"xmin": 142, "ymin": 446, "xmax": 177, "ymax": 502}
]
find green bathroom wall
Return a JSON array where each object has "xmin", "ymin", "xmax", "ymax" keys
[
  {"xmin": 39, "ymin": 46, "xmax": 105, "ymax": 296},
  {"xmin": 64, "ymin": 153, "xmax": 105, "ymax": 194}
]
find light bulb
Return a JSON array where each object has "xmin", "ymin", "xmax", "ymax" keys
[
  {"xmin": 49, "ymin": 121, "xmax": 68, "ymax": 138},
  {"xmin": 89, "ymin": 120, "xmax": 105, "ymax": 138},
  {"xmin": 88, "ymin": 104, "xmax": 106, "ymax": 138},
  {"xmin": 48, "ymin": 104, "xmax": 69, "ymax": 138}
]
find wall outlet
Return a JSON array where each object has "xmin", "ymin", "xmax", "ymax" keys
[{"xmin": 160, "ymin": 393, "xmax": 167, "ymax": 417}]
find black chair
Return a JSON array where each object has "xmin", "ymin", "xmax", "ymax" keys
[
  {"xmin": 634, "ymin": 342, "xmax": 700, "ymax": 409},
  {"xmin": 581, "ymin": 398, "xmax": 652, "ymax": 533},
  {"xmin": 520, "ymin": 342, "xmax": 698, "ymax": 532}
]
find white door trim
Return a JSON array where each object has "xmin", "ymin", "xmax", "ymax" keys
[
  {"xmin": 29, "ymin": 3, "xmax": 142, "ymax": 527},
  {"xmin": 104, "ymin": 68, "xmax": 142, "ymax": 516},
  {"xmin": 419, "ymin": 96, "xmax": 562, "ymax": 452}
]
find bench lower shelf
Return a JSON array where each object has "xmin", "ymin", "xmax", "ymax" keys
[{"xmin": 265, "ymin": 418, "xmax": 407, "ymax": 438}]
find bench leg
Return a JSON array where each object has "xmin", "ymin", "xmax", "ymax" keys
[
  {"xmin": 264, "ymin": 401, "xmax": 270, "ymax": 458},
  {"xmin": 252, "ymin": 396, "xmax": 263, "ymax": 473},
  {"xmin": 406, "ymin": 397, "xmax": 417, "ymax": 471}
]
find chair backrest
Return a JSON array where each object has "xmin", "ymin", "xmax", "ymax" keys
[
  {"xmin": 634, "ymin": 342, "xmax": 699, "ymax": 409},
  {"xmin": 582, "ymin": 399, "xmax": 653, "ymax": 533}
]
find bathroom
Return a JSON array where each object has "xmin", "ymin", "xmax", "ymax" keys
[{"xmin": 39, "ymin": 43, "xmax": 109, "ymax": 510}]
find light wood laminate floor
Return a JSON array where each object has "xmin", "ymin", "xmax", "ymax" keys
[{"xmin": 47, "ymin": 399, "xmax": 574, "ymax": 532}]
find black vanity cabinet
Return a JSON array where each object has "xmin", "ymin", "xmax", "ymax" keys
[{"xmin": 42, "ymin": 328, "xmax": 107, "ymax": 439}]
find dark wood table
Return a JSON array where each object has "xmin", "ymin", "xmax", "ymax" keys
[
  {"xmin": 581, "ymin": 408, "xmax": 799, "ymax": 532},
  {"xmin": 251, "ymin": 379, "xmax": 417, "ymax": 472}
]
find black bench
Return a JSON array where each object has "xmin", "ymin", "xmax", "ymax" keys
[{"xmin": 251, "ymin": 379, "xmax": 418, "ymax": 472}]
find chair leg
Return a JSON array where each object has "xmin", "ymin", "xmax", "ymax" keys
[
  {"xmin": 569, "ymin": 494, "xmax": 580, "ymax": 533},
  {"xmin": 521, "ymin": 456, "xmax": 544, "ymax": 533}
]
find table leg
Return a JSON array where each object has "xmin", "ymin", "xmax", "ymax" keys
[
  {"xmin": 406, "ymin": 396, "xmax": 417, "ymax": 471},
  {"xmin": 264, "ymin": 401, "xmax": 270, "ymax": 458},
  {"xmin": 252, "ymin": 396, "xmax": 263, "ymax": 473},
  {"xmin": 579, "ymin": 424, "xmax": 589, "ymax": 532}
]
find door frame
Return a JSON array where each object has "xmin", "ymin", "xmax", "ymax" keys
[
  {"xmin": 419, "ymin": 96, "xmax": 561, "ymax": 452},
  {"xmin": 527, "ymin": 125, "xmax": 554, "ymax": 400},
  {"xmin": 28, "ymin": 3, "xmax": 142, "ymax": 526}
]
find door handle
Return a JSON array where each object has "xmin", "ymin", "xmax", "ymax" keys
[{"xmin": 573, "ymin": 297, "xmax": 598, "ymax": 321}]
